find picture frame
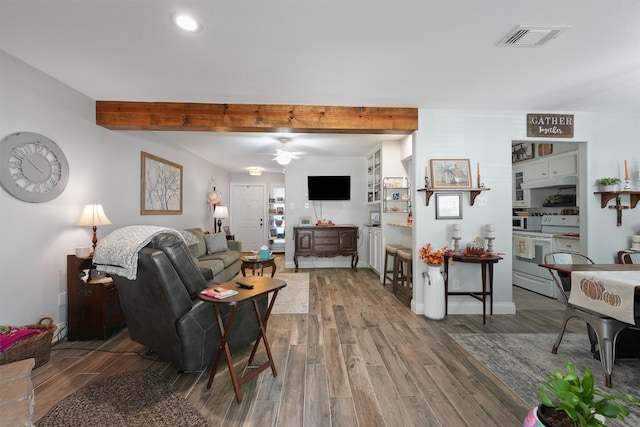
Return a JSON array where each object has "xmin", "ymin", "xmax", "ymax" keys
[
  {"xmin": 512, "ymin": 142, "xmax": 535, "ymax": 163},
  {"xmin": 300, "ymin": 216, "xmax": 311, "ymax": 225},
  {"xmin": 223, "ymin": 225, "xmax": 230, "ymax": 235},
  {"xmin": 370, "ymin": 211, "xmax": 380, "ymax": 225},
  {"xmin": 435, "ymin": 193, "xmax": 463, "ymax": 220},
  {"xmin": 430, "ymin": 159, "xmax": 472, "ymax": 189},
  {"xmin": 141, "ymin": 151, "xmax": 183, "ymax": 215}
]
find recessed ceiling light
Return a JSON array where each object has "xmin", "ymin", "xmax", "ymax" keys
[{"xmin": 171, "ymin": 12, "xmax": 201, "ymax": 32}]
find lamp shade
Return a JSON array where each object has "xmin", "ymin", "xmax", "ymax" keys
[
  {"xmin": 213, "ymin": 206, "xmax": 229, "ymax": 219},
  {"xmin": 76, "ymin": 204, "xmax": 112, "ymax": 226}
]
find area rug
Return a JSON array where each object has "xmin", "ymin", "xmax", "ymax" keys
[
  {"xmin": 38, "ymin": 371, "xmax": 208, "ymax": 426},
  {"xmin": 450, "ymin": 333, "xmax": 640, "ymax": 426},
  {"xmin": 270, "ymin": 272, "xmax": 309, "ymax": 314}
]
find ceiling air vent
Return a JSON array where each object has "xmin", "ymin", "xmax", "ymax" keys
[{"xmin": 498, "ymin": 26, "xmax": 569, "ymax": 47}]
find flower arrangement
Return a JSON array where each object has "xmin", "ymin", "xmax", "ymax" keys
[{"xmin": 419, "ymin": 244, "xmax": 452, "ymax": 265}]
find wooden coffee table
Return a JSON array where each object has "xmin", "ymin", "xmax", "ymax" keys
[{"xmin": 241, "ymin": 255, "xmax": 276, "ymax": 277}]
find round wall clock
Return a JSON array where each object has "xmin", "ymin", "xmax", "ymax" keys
[{"xmin": 0, "ymin": 131, "xmax": 70, "ymax": 203}]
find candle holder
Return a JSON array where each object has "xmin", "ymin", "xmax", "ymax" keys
[
  {"xmin": 486, "ymin": 237, "xmax": 495, "ymax": 254},
  {"xmin": 623, "ymin": 178, "xmax": 631, "ymax": 191},
  {"xmin": 453, "ymin": 236, "xmax": 461, "ymax": 253}
]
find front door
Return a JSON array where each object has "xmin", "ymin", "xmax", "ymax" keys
[{"xmin": 232, "ymin": 184, "xmax": 265, "ymax": 252}]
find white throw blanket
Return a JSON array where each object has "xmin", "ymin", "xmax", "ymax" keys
[
  {"xmin": 513, "ymin": 236, "xmax": 535, "ymax": 259},
  {"xmin": 93, "ymin": 226, "xmax": 184, "ymax": 280}
]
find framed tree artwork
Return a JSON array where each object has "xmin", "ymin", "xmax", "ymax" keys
[
  {"xmin": 430, "ymin": 159, "xmax": 472, "ymax": 189},
  {"xmin": 141, "ymin": 151, "xmax": 183, "ymax": 215}
]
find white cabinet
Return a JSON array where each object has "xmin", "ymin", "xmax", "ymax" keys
[
  {"xmin": 527, "ymin": 151, "xmax": 577, "ymax": 181},
  {"xmin": 367, "ymin": 226, "xmax": 382, "ymax": 273},
  {"xmin": 549, "ymin": 153, "xmax": 577, "ymax": 177},
  {"xmin": 555, "ymin": 236, "xmax": 580, "ymax": 252},
  {"xmin": 512, "ymin": 165, "xmax": 530, "ymax": 207},
  {"xmin": 529, "ymin": 162, "xmax": 549, "ymax": 180},
  {"xmin": 367, "ymin": 149, "xmax": 381, "ymax": 203}
]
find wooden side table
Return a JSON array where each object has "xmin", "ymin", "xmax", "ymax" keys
[
  {"xmin": 241, "ymin": 255, "xmax": 276, "ymax": 277},
  {"xmin": 67, "ymin": 255, "xmax": 126, "ymax": 340},
  {"xmin": 443, "ymin": 253, "xmax": 503, "ymax": 324},
  {"xmin": 199, "ymin": 276, "xmax": 286, "ymax": 403}
]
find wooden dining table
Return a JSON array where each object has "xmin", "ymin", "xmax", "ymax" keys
[{"xmin": 539, "ymin": 263, "xmax": 640, "ymax": 324}]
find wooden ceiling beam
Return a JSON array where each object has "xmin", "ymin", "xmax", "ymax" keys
[{"xmin": 96, "ymin": 101, "xmax": 418, "ymax": 134}]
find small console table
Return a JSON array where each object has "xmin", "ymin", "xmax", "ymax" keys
[
  {"xmin": 199, "ymin": 276, "xmax": 287, "ymax": 403},
  {"xmin": 443, "ymin": 253, "xmax": 503, "ymax": 324},
  {"xmin": 293, "ymin": 225, "xmax": 359, "ymax": 272}
]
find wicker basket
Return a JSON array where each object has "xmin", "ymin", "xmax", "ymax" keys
[{"xmin": 0, "ymin": 317, "xmax": 57, "ymax": 368}]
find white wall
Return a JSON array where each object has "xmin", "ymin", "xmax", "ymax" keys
[
  {"xmin": 412, "ymin": 109, "xmax": 640, "ymax": 316},
  {"xmin": 283, "ymin": 156, "xmax": 369, "ymax": 269},
  {"xmin": 0, "ymin": 52, "xmax": 227, "ymax": 326}
]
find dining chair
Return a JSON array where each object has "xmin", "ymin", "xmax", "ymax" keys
[
  {"xmin": 617, "ymin": 250, "xmax": 640, "ymax": 264},
  {"xmin": 543, "ymin": 251, "xmax": 633, "ymax": 388}
]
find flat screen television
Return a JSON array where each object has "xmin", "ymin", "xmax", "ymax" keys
[{"xmin": 307, "ymin": 175, "xmax": 351, "ymax": 200}]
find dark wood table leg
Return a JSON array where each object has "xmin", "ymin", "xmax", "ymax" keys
[
  {"xmin": 480, "ymin": 263, "xmax": 487, "ymax": 324},
  {"xmin": 294, "ymin": 255, "xmax": 299, "ymax": 272},
  {"xmin": 241, "ymin": 263, "xmax": 247, "ymax": 277},
  {"xmin": 488, "ymin": 262, "xmax": 494, "ymax": 316},
  {"xmin": 351, "ymin": 253, "xmax": 359, "ymax": 271},
  {"xmin": 206, "ymin": 305, "xmax": 241, "ymax": 401},
  {"xmin": 444, "ymin": 259, "xmax": 450, "ymax": 315},
  {"xmin": 268, "ymin": 259, "xmax": 276, "ymax": 277}
]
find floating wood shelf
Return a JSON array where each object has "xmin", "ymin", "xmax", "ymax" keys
[
  {"xmin": 594, "ymin": 191, "xmax": 640, "ymax": 226},
  {"xmin": 418, "ymin": 188, "xmax": 490, "ymax": 206}
]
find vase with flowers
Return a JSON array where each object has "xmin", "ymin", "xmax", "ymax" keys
[{"xmin": 420, "ymin": 244, "xmax": 452, "ymax": 320}]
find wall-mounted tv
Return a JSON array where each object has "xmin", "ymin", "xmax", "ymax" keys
[{"xmin": 307, "ymin": 175, "xmax": 351, "ymax": 200}]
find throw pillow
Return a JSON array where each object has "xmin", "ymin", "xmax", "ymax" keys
[{"xmin": 204, "ymin": 233, "xmax": 230, "ymax": 254}]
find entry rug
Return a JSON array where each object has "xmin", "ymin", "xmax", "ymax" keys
[
  {"xmin": 270, "ymin": 273, "xmax": 309, "ymax": 314},
  {"xmin": 450, "ymin": 332, "xmax": 640, "ymax": 427},
  {"xmin": 38, "ymin": 371, "xmax": 208, "ymax": 426}
]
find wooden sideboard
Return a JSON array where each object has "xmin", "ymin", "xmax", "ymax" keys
[{"xmin": 293, "ymin": 226, "xmax": 359, "ymax": 272}]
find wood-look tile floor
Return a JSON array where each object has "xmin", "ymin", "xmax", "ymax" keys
[{"xmin": 33, "ymin": 257, "xmax": 580, "ymax": 426}]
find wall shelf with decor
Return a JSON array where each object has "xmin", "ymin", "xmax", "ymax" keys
[
  {"xmin": 594, "ymin": 190, "xmax": 640, "ymax": 226},
  {"xmin": 383, "ymin": 177, "xmax": 411, "ymax": 213},
  {"xmin": 268, "ymin": 187, "xmax": 286, "ymax": 252},
  {"xmin": 418, "ymin": 188, "xmax": 490, "ymax": 206}
]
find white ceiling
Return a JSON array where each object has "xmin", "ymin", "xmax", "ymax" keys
[{"xmin": 1, "ymin": 0, "xmax": 639, "ymax": 173}]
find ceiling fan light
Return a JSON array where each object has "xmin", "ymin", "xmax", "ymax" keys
[
  {"xmin": 171, "ymin": 12, "xmax": 201, "ymax": 32},
  {"xmin": 275, "ymin": 155, "xmax": 292, "ymax": 165}
]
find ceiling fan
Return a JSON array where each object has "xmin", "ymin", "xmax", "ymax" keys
[{"xmin": 272, "ymin": 137, "xmax": 304, "ymax": 165}]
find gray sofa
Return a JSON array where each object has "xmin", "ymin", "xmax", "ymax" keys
[
  {"xmin": 112, "ymin": 232, "xmax": 265, "ymax": 371},
  {"xmin": 182, "ymin": 228, "xmax": 241, "ymax": 282}
]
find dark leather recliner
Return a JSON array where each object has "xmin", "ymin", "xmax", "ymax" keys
[{"xmin": 112, "ymin": 232, "xmax": 266, "ymax": 372}]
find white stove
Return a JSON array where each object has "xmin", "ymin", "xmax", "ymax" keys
[{"xmin": 512, "ymin": 215, "xmax": 580, "ymax": 298}]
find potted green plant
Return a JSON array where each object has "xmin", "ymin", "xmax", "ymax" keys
[
  {"xmin": 595, "ymin": 177, "xmax": 621, "ymax": 192},
  {"xmin": 523, "ymin": 362, "xmax": 639, "ymax": 427}
]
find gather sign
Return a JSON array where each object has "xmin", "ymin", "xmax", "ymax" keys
[{"xmin": 527, "ymin": 113, "xmax": 574, "ymax": 138}]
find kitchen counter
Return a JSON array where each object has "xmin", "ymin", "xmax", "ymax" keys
[{"xmin": 387, "ymin": 222, "xmax": 413, "ymax": 228}]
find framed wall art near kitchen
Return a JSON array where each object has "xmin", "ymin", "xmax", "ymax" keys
[
  {"xmin": 141, "ymin": 151, "xmax": 183, "ymax": 215},
  {"xmin": 512, "ymin": 142, "xmax": 534, "ymax": 163},
  {"xmin": 430, "ymin": 159, "xmax": 472, "ymax": 189},
  {"xmin": 435, "ymin": 193, "xmax": 463, "ymax": 219}
]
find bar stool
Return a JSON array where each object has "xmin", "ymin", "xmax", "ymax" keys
[
  {"xmin": 383, "ymin": 244, "xmax": 409, "ymax": 286},
  {"xmin": 394, "ymin": 248, "xmax": 413, "ymax": 307}
]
